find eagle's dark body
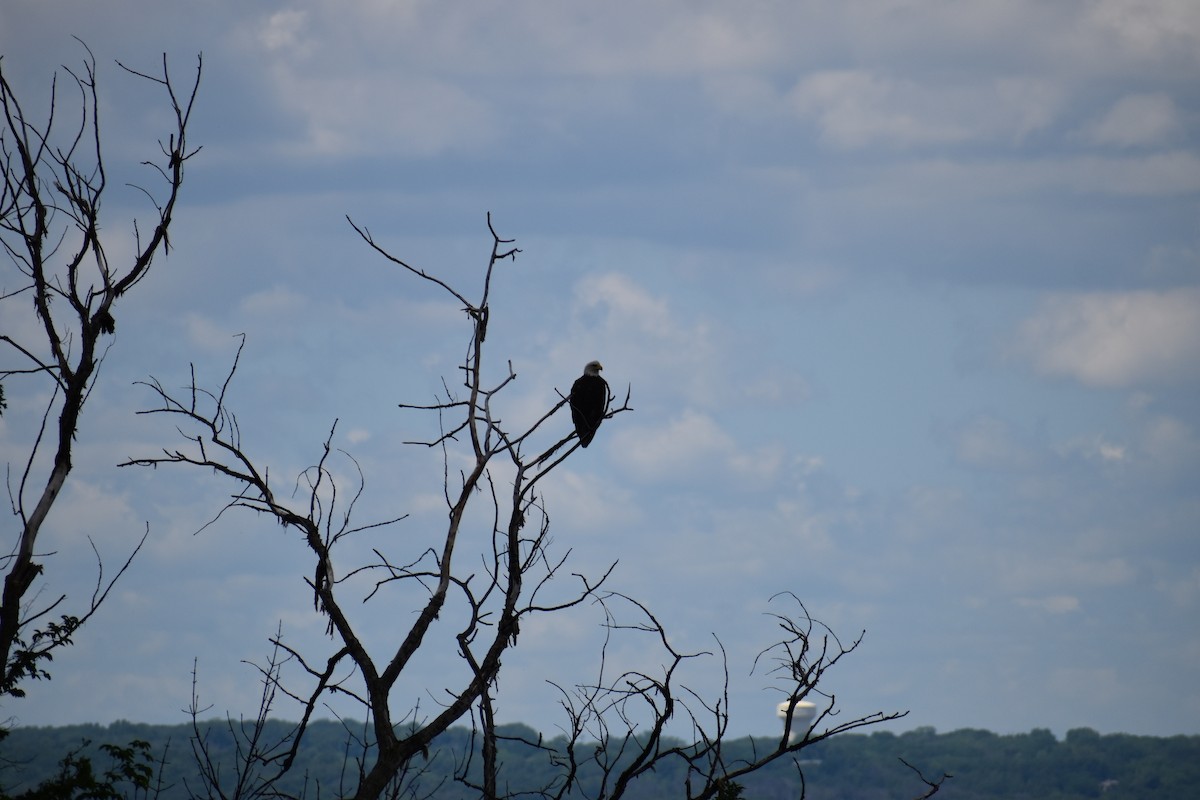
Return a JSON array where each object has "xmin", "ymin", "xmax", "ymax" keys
[{"xmin": 570, "ymin": 361, "xmax": 608, "ymax": 448}]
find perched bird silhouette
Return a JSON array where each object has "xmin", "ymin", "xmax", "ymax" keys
[{"xmin": 569, "ymin": 360, "xmax": 609, "ymax": 447}]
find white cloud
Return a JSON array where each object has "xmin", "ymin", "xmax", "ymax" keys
[
  {"xmin": 407, "ymin": 2, "xmax": 791, "ymax": 78},
  {"xmin": 729, "ymin": 444, "xmax": 787, "ymax": 482},
  {"xmin": 790, "ymin": 70, "xmax": 965, "ymax": 148},
  {"xmin": 271, "ymin": 70, "xmax": 495, "ymax": 158},
  {"xmin": 546, "ymin": 271, "xmax": 721, "ymax": 411},
  {"xmin": 1012, "ymin": 288, "xmax": 1200, "ymax": 387},
  {"xmin": 1083, "ymin": 0, "xmax": 1200, "ymax": 62},
  {"xmin": 1157, "ymin": 565, "xmax": 1200, "ymax": 608},
  {"xmin": 996, "ymin": 554, "xmax": 1137, "ymax": 595},
  {"xmin": 953, "ymin": 415, "xmax": 1036, "ymax": 470},
  {"xmin": 183, "ymin": 312, "xmax": 239, "ymax": 353},
  {"xmin": 240, "ymin": 285, "xmax": 309, "ymax": 316},
  {"xmin": 45, "ymin": 480, "xmax": 139, "ymax": 542},
  {"xmin": 1137, "ymin": 413, "xmax": 1200, "ymax": 469},
  {"xmin": 540, "ymin": 469, "xmax": 640, "ymax": 535},
  {"xmin": 768, "ymin": 496, "xmax": 838, "ymax": 556},
  {"xmin": 1061, "ymin": 436, "xmax": 1128, "ymax": 463},
  {"xmin": 700, "ymin": 72, "xmax": 785, "ymax": 118},
  {"xmin": 855, "ymin": 152, "xmax": 1200, "ymax": 205},
  {"xmin": 243, "ymin": 6, "xmax": 496, "ymax": 157},
  {"xmin": 525, "ymin": 5, "xmax": 788, "ymax": 76},
  {"xmin": 1087, "ymin": 92, "xmax": 1181, "ymax": 147},
  {"xmin": 236, "ymin": 1, "xmax": 796, "ymax": 159},
  {"xmin": 740, "ymin": 371, "xmax": 813, "ymax": 407},
  {"xmin": 259, "ymin": 10, "xmax": 312, "ymax": 54},
  {"xmin": 1016, "ymin": 595, "xmax": 1081, "ymax": 614},
  {"xmin": 574, "ymin": 272, "xmax": 684, "ymax": 341},
  {"xmin": 613, "ymin": 409, "xmax": 736, "ymax": 480},
  {"xmin": 1145, "ymin": 243, "xmax": 1200, "ymax": 281},
  {"xmin": 789, "ymin": 70, "xmax": 1061, "ymax": 149},
  {"xmin": 608, "ymin": 408, "xmax": 786, "ymax": 486},
  {"xmin": 894, "ymin": 485, "xmax": 973, "ymax": 544},
  {"xmin": 1064, "ymin": 152, "xmax": 1200, "ymax": 196}
]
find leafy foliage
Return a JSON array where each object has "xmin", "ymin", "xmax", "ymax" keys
[
  {"xmin": 0, "ymin": 615, "xmax": 80, "ymax": 698},
  {"xmin": 713, "ymin": 779, "xmax": 744, "ymax": 800},
  {"xmin": 0, "ymin": 738, "xmax": 153, "ymax": 800}
]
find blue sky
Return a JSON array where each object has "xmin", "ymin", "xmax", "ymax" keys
[{"xmin": 1, "ymin": 1, "xmax": 1198, "ymax": 741}]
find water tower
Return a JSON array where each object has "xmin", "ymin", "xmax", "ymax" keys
[{"xmin": 776, "ymin": 698, "xmax": 816, "ymax": 743}]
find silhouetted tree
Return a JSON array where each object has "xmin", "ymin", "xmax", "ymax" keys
[
  {"xmin": 0, "ymin": 42, "xmax": 201, "ymax": 698},
  {"xmin": 126, "ymin": 212, "xmax": 942, "ymax": 800}
]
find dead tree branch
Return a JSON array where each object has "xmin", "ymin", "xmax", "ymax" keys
[
  {"xmin": 128, "ymin": 215, "xmax": 630, "ymax": 800},
  {"xmin": 0, "ymin": 42, "xmax": 201, "ymax": 697},
  {"xmin": 129, "ymin": 212, "xmax": 925, "ymax": 800}
]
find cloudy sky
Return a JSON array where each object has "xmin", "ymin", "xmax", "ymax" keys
[{"xmin": 1, "ymin": 1, "xmax": 1198, "ymax": 742}]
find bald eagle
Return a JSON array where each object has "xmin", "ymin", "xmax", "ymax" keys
[{"xmin": 570, "ymin": 360, "xmax": 608, "ymax": 447}]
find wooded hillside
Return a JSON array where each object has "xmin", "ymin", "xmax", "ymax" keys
[{"xmin": 3, "ymin": 722, "xmax": 1196, "ymax": 799}]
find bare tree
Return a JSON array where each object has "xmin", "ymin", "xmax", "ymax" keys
[
  {"xmin": 0, "ymin": 42, "xmax": 201, "ymax": 697},
  {"xmin": 126, "ymin": 215, "xmax": 933, "ymax": 800},
  {"xmin": 126, "ymin": 213, "xmax": 631, "ymax": 800},
  {"xmin": 466, "ymin": 591, "xmax": 913, "ymax": 800}
]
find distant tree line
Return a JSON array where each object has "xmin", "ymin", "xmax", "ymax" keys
[{"xmin": 1, "ymin": 722, "xmax": 1196, "ymax": 800}]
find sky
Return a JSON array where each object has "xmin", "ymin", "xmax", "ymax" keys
[{"xmin": 1, "ymin": 1, "xmax": 1198, "ymax": 743}]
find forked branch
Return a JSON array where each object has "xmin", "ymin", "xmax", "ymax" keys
[
  {"xmin": 129, "ymin": 216, "xmax": 626, "ymax": 800},
  {"xmin": 0, "ymin": 42, "xmax": 201, "ymax": 696}
]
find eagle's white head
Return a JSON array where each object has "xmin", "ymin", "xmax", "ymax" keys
[{"xmin": 584, "ymin": 360, "xmax": 604, "ymax": 376}]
